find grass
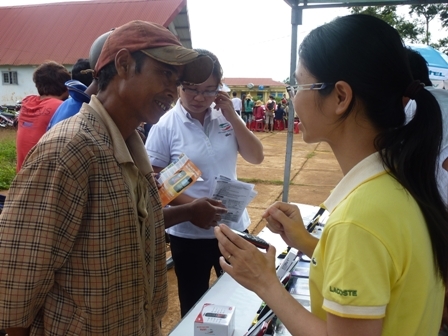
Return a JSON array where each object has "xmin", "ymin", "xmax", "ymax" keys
[
  {"xmin": 0, "ymin": 129, "xmax": 17, "ymax": 190},
  {"xmin": 306, "ymin": 151, "xmax": 316, "ymax": 159},
  {"xmin": 239, "ymin": 178, "xmax": 290, "ymax": 185}
]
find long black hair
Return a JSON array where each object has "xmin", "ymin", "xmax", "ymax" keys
[{"xmin": 299, "ymin": 14, "xmax": 448, "ymax": 282}]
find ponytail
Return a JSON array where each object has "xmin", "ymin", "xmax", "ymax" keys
[
  {"xmin": 300, "ymin": 14, "xmax": 448, "ymax": 282},
  {"xmin": 376, "ymin": 87, "xmax": 448, "ymax": 282}
]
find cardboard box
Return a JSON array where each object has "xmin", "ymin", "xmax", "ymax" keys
[
  {"xmin": 276, "ymin": 248, "xmax": 298, "ymax": 281},
  {"xmin": 194, "ymin": 303, "xmax": 235, "ymax": 336}
]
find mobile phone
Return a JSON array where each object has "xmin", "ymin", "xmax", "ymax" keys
[
  {"xmin": 230, "ymin": 229, "xmax": 269, "ymax": 249},
  {"xmin": 173, "ymin": 176, "xmax": 193, "ymax": 193},
  {"xmin": 168, "ymin": 170, "xmax": 186, "ymax": 185}
]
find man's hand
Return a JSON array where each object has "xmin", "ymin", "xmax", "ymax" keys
[{"xmin": 189, "ymin": 198, "xmax": 227, "ymax": 230}]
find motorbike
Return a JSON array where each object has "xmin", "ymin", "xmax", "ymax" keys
[{"xmin": 0, "ymin": 101, "xmax": 21, "ymax": 128}]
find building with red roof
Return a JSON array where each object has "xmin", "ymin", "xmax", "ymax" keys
[
  {"xmin": 223, "ymin": 77, "xmax": 287, "ymax": 104},
  {"xmin": 0, "ymin": 0, "xmax": 192, "ymax": 104}
]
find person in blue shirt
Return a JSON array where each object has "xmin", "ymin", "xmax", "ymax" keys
[
  {"xmin": 47, "ymin": 31, "xmax": 111, "ymax": 130},
  {"xmin": 46, "ymin": 79, "xmax": 90, "ymax": 130}
]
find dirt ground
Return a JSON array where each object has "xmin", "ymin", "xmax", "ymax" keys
[{"xmin": 161, "ymin": 130, "xmax": 343, "ymax": 335}]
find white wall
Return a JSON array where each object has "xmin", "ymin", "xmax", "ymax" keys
[
  {"xmin": 0, "ymin": 66, "xmax": 37, "ymax": 104},
  {"xmin": 0, "ymin": 64, "xmax": 73, "ymax": 105}
]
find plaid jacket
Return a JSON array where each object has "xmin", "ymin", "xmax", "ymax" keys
[{"xmin": 0, "ymin": 103, "xmax": 167, "ymax": 335}]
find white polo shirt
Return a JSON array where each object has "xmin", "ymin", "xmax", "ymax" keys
[
  {"xmin": 145, "ymin": 99, "xmax": 250, "ymax": 239},
  {"xmin": 232, "ymin": 97, "xmax": 242, "ymax": 111}
]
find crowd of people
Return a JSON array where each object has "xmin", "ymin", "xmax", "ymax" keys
[
  {"xmin": 0, "ymin": 12, "xmax": 447, "ymax": 336},
  {"xmin": 240, "ymin": 93, "xmax": 289, "ymax": 132}
]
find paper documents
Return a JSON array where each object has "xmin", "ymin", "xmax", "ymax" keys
[
  {"xmin": 157, "ymin": 154, "xmax": 201, "ymax": 207},
  {"xmin": 211, "ymin": 175, "xmax": 257, "ymax": 225}
]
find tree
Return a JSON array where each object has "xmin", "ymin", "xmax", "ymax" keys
[
  {"xmin": 431, "ymin": 38, "xmax": 448, "ymax": 54},
  {"xmin": 350, "ymin": 6, "xmax": 423, "ymax": 43},
  {"xmin": 438, "ymin": 5, "xmax": 448, "ymax": 29},
  {"xmin": 409, "ymin": 5, "xmax": 443, "ymax": 44}
]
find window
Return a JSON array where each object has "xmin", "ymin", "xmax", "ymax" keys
[{"xmin": 2, "ymin": 71, "xmax": 18, "ymax": 85}]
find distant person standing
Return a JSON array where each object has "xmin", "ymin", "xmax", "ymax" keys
[
  {"xmin": 243, "ymin": 94, "xmax": 254, "ymax": 125},
  {"xmin": 265, "ymin": 95, "xmax": 276, "ymax": 132},
  {"xmin": 274, "ymin": 103, "xmax": 286, "ymax": 130},
  {"xmin": 47, "ymin": 31, "xmax": 112, "ymax": 130},
  {"xmin": 252, "ymin": 100, "xmax": 265, "ymax": 121},
  {"xmin": 281, "ymin": 93, "xmax": 287, "ymax": 106},
  {"xmin": 281, "ymin": 92, "xmax": 289, "ymax": 115},
  {"xmin": 70, "ymin": 58, "xmax": 93, "ymax": 87},
  {"xmin": 231, "ymin": 91, "xmax": 242, "ymax": 116},
  {"xmin": 16, "ymin": 61, "xmax": 71, "ymax": 171}
]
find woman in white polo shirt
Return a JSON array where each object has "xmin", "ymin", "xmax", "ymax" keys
[
  {"xmin": 214, "ymin": 14, "xmax": 448, "ymax": 336},
  {"xmin": 145, "ymin": 49, "xmax": 264, "ymax": 317}
]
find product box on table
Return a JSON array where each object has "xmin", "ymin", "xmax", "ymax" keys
[{"xmin": 194, "ymin": 303, "xmax": 235, "ymax": 336}]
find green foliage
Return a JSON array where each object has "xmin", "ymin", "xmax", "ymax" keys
[
  {"xmin": 395, "ymin": 19, "xmax": 424, "ymax": 43},
  {"xmin": 350, "ymin": 6, "xmax": 423, "ymax": 43},
  {"xmin": 431, "ymin": 37, "xmax": 448, "ymax": 54},
  {"xmin": 351, "ymin": 5, "xmax": 397, "ymax": 26},
  {"xmin": 410, "ymin": 4, "xmax": 441, "ymax": 21},
  {"xmin": 0, "ymin": 138, "xmax": 16, "ymax": 190},
  {"xmin": 409, "ymin": 5, "xmax": 444, "ymax": 44},
  {"xmin": 440, "ymin": 7, "xmax": 448, "ymax": 28}
]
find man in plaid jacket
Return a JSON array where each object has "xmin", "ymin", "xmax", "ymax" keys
[{"xmin": 0, "ymin": 21, "xmax": 224, "ymax": 336}]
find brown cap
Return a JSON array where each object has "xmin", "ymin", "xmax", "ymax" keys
[{"xmin": 94, "ymin": 20, "xmax": 213, "ymax": 84}]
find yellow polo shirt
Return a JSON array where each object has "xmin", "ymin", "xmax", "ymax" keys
[{"xmin": 309, "ymin": 152, "xmax": 444, "ymax": 335}]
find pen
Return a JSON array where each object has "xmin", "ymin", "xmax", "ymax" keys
[
  {"xmin": 306, "ymin": 207, "xmax": 325, "ymax": 231},
  {"xmin": 306, "ymin": 215, "xmax": 321, "ymax": 232}
]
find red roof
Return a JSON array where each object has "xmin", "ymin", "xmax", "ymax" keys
[
  {"xmin": 0, "ymin": 0, "xmax": 186, "ymax": 65},
  {"xmin": 223, "ymin": 78, "xmax": 287, "ymax": 87}
]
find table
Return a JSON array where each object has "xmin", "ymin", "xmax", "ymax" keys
[{"xmin": 168, "ymin": 203, "xmax": 321, "ymax": 336}]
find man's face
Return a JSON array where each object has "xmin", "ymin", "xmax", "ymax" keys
[{"xmin": 126, "ymin": 55, "xmax": 181, "ymax": 125}]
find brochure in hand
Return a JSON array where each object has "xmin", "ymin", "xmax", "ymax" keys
[
  {"xmin": 156, "ymin": 153, "xmax": 202, "ymax": 206},
  {"xmin": 211, "ymin": 175, "xmax": 257, "ymax": 225}
]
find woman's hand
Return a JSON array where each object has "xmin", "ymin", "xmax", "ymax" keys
[
  {"xmin": 213, "ymin": 91, "xmax": 264, "ymax": 165},
  {"xmin": 262, "ymin": 202, "xmax": 318, "ymax": 257},
  {"xmin": 214, "ymin": 224, "xmax": 279, "ymax": 296},
  {"xmin": 214, "ymin": 91, "xmax": 238, "ymax": 122}
]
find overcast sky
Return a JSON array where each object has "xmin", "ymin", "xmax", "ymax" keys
[{"xmin": 1, "ymin": 0, "xmax": 446, "ymax": 81}]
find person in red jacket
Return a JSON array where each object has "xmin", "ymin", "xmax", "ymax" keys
[
  {"xmin": 253, "ymin": 100, "xmax": 265, "ymax": 121},
  {"xmin": 16, "ymin": 61, "xmax": 70, "ymax": 171}
]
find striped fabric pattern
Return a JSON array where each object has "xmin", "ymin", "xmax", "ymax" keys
[{"xmin": 0, "ymin": 105, "xmax": 167, "ymax": 335}]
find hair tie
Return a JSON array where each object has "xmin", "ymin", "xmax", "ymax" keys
[{"xmin": 404, "ymin": 80, "xmax": 424, "ymax": 99}]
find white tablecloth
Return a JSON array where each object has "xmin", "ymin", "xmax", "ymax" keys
[{"xmin": 168, "ymin": 203, "xmax": 320, "ymax": 336}]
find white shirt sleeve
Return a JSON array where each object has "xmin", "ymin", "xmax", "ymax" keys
[{"xmin": 145, "ymin": 124, "xmax": 171, "ymax": 168}]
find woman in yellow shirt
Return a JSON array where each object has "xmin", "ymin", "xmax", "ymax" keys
[{"xmin": 215, "ymin": 14, "xmax": 448, "ymax": 336}]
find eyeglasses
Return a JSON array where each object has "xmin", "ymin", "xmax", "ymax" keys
[
  {"xmin": 288, "ymin": 83, "xmax": 333, "ymax": 97},
  {"xmin": 180, "ymin": 85, "xmax": 219, "ymax": 97}
]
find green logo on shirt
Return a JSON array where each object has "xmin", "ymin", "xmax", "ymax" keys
[{"xmin": 329, "ymin": 286, "xmax": 357, "ymax": 297}]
